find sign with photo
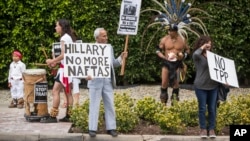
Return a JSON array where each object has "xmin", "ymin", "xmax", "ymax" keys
[
  {"xmin": 207, "ymin": 51, "xmax": 239, "ymax": 87},
  {"xmin": 64, "ymin": 43, "xmax": 111, "ymax": 78},
  {"xmin": 34, "ymin": 83, "xmax": 48, "ymax": 103},
  {"xmin": 52, "ymin": 42, "xmax": 61, "ymax": 58},
  {"xmin": 117, "ymin": 0, "xmax": 142, "ymax": 35}
]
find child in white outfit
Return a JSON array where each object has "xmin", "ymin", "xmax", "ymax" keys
[{"xmin": 8, "ymin": 50, "xmax": 26, "ymax": 108}]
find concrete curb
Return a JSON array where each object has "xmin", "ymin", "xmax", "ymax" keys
[{"xmin": 0, "ymin": 133, "xmax": 229, "ymax": 141}]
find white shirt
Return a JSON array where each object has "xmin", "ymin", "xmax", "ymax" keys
[
  {"xmin": 8, "ymin": 60, "xmax": 26, "ymax": 82},
  {"xmin": 60, "ymin": 33, "xmax": 73, "ymax": 65}
]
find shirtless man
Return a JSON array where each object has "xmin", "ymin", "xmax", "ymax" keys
[{"xmin": 156, "ymin": 27, "xmax": 190, "ymax": 104}]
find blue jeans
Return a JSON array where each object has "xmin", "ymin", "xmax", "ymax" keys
[{"xmin": 195, "ymin": 87, "xmax": 218, "ymax": 130}]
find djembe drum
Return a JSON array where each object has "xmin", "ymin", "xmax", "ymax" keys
[{"xmin": 23, "ymin": 69, "xmax": 49, "ymax": 118}]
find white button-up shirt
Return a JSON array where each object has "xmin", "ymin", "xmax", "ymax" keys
[{"xmin": 8, "ymin": 60, "xmax": 26, "ymax": 82}]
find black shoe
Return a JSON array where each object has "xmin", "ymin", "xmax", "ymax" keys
[
  {"xmin": 89, "ymin": 130, "xmax": 96, "ymax": 137},
  {"xmin": 59, "ymin": 116, "xmax": 70, "ymax": 122},
  {"xmin": 40, "ymin": 116, "xmax": 57, "ymax": 123},
  {"xmin": 107, "ymin": 130, "xmax": 118, "ymax": 137}
]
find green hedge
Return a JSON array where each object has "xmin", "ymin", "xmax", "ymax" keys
[{"xmin": 0, "ymin": 0, "xmax": 249, "ymax": 88}]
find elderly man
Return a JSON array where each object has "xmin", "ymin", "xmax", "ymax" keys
[{"xmin": 87, "ymin": 28, "xmax": 127, "ymax": 137}]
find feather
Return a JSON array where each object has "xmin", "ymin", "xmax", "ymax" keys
[
  {"xmin": 141, "ymin": 0, "xmax": 210, "ymax": 49},
  {"xmin": 151, "ymin": 0, "xmax": 172, "ymax": 17},
  {"xmin": 179, "ymin": 3, "xmax": 191, "ymax": 18},
  {"xmin": 164, "ymin": 0, "xmax": 173, "ymax": 15},
  {"xmin": 171, "ymin": 0, "xmax": 177, "ymax": 14},
  {"xmin": 178, "ymin": 0, "xmax": 185, "ymax": 17}
]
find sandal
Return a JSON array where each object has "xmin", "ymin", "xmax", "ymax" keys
[{"xmin": 61, "ymin": 102, "xmax": 67, "ymax": 108}]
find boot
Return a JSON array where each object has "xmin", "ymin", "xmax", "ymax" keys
[
  {"xmin": 59, "ymin": 106, "xmax": 72, "ymax": 122},
  {"xmin": 8, "ymin": 99, "xmax": 17, "ymax": 108},
  {"xmin": 171, "ymin": 88, "xmax": 180, "ymax": 105},
  {"xmin": 40, "ymin": 107, "xmax": 58, "ymax": 123},
  {"xmin": 160, "ymin": 87, "xmax": 168, "ymax": 104},
  {"xmin": 17, "ymin": 98, "xmax": 24, "ymax": 109}
]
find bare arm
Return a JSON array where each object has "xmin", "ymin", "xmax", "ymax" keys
[{"xmin": 156, "ymin": 37, "xmax": 167, "ymax": 60}]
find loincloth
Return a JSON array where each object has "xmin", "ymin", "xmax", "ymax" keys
[{"xmin": 162, "ymin": 60, "xmax": 183, "ymax": 86}]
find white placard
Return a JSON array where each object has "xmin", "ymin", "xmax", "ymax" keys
[
  {"xmin": 64, "ymin": 43, "xmax": 111, "ymax": 78},
  {"xmin": 117, "ymin": 0, "xmax": 142, "ymax": 35},
  {"xmin": 207, "ymin": 51, "xmax": 239, "ymax": 87}
]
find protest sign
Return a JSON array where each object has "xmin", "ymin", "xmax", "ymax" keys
[
  {"xmin": 64, "ymin": 43, "xmax": 111, "ymax": 78},
  {"xmin": 207, "ymin": 51, "xmax": 239, "ymax": 87},
  {"xmin": 34, "ymin": 82, "xmax": 48, "ymax": 103},
  {"xmin": 117, "ymin": 0, "xmax": 142, "ymax": 35},
  {"xmin": 52, "ymin": 42, "xmax": 61, "ymax": 58}
]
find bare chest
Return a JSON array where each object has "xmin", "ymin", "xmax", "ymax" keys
[{"xmin": 164, "ymin": 39, "xmax": 185, "ymax": 52}]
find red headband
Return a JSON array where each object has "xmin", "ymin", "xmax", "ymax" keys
[{"xmin": 13, "ymin": 51, "xmax": 22, "ymax": 59}]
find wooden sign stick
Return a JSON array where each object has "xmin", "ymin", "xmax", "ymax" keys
[
  {"xmin": 41, "ymin": 47, "xmax": 48, "ymax": 59},
  {"xmin": 120, "ymin": 35, "xmax": 129, "ymax": 76}
]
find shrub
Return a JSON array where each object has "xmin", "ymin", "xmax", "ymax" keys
[
  {"xmin": 115, "ymin": 93, "xmax": 139, "ymax": 132},
  {"xmin": 135, "ymin": 96, "xmax": 164, "ymax": 123}
]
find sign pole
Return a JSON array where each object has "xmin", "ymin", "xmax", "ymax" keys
[{"xmin": 120, "ymin": 35, "xmax": 129, "ymax": 75}]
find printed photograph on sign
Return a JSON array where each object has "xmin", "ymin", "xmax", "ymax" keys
[
  {"xmin": 207, "ymin": 50, "xmax": 239, "ymax": 87},
  {"xmin": 64, "ymin": 43, "xmax": 111, "ymax": 78},
  {"xmin": 124, "ymin": 4, "xmax": 136, "ymax": 15}
]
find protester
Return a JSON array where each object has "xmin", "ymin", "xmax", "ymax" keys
[
  {"xmin": 156, "ymin": 26, "xmax": 189, "ymax": 104},
  {"xmin": 61, "ymin": 34, "xmax": 82, "ymax": 108},
  {"xmin": 192, "ymin": 35, "xmax": 218, "ymax": 138},
  {"xmin": 8, "ymin": 50, "xmax": 26, "ymax": 108},
  {"xmin": 86, "ymin": 28, "xmax": 127, "ymax": 137},
  {"xmin": 145, "ymin": 0, "xmax": 210, "ymax": 105},
  {"xmin": 41, "ymin": 19, "xmax": 76, "ymax": 123}
]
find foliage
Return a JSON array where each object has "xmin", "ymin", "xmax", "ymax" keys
[
  {"xmin": 70, "ymin": 93, "xmax": 139, "ymax": 133},
  {"xmin": 70, "ymin": 90, "xmax": 250, "ymax": 134},
  {"xmin": 70, "ymin": 101, "xmax": 89, "ymax": 132},
  {"xmin": 197, "ymin": 0, "xmax": 250, "ymax": 84},
  {"xmin": 70, "ymin": 98, "xmax": 104, "ymax": 132},
  {"xmin": 135, "ymin": 96, "xmax": 165, "ymax": 123},
  {"xmin": 1, "ymin": 0, "xmax": 250, "ymax": 88},
  {"xmin": 114, "ymin": 93, "xmax": 139, "ymax": 132},
  {"xmin": 216, "ymin": 94, "xmax": 250, "ymax": 133},
  {"xmin": 169, "ymin": 99, "xmax": 198, "ymax": 127},
  {"xmin": 155, "ymin": 110, "xmax": 186, "ymax": 134}
]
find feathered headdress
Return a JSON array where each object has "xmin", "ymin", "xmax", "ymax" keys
[{"xmin": 141, "ymin": 0, "xmax": 210, "ymax": 42}]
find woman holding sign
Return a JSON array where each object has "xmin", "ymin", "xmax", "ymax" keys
[
  {"xmin": 192, "ymin": 35, "xmax": 219, "ymax": 139},
  {"xmin": 41, "ymin": 19, "xmax": 76, "ymax": 123}
]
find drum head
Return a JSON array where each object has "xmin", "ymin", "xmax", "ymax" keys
[{"xmin": 24, "ymin": 69, "xmax": 46, "ymax": 75}]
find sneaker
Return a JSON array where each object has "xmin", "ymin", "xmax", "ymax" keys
[
  {"xmin": 209, "ymin": 130, "xmax": 216, "ymax": 138},
  {"xmin": 59, "ymin": 116, "xmax": 70, "ymax": 122},
  {"xmin": 89, "ymin": 130, "xmax": 96, "ymax": 137},
  {"xmin": 200, "ymin": 129, "xmax": 208, "ymax": 139},
  {"xmin": 40, "ymin": 116, "xmax": 57, "ymax": 123},
  {"xmin": 107, "ymin": 130, "xmax": 118, "ymax": 137}
]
